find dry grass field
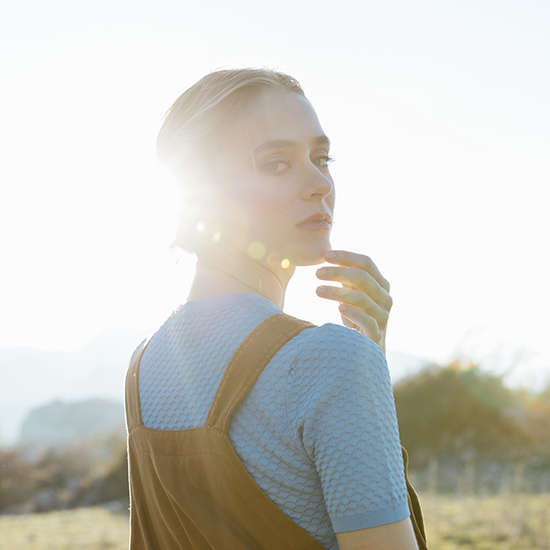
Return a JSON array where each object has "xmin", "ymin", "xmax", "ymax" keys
[
  {"xmin": 0, "ymin": 493, "xmax": 549, "ymax": 549},
  {"xmin": 421, "ymin": 493, "xmax": 550, "ymax": 550},
  {"xmin": 0, "ymin": 506, "xmax": 128, "ymax": 550}
]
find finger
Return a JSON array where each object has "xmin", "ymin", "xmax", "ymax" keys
[
  {"xmin": 316, "ymin": 266, "xmax": 393, "ymax": 311},
  {"xmin": 316, "ymin": 285, "xmax": 389, "ymax": 328},
  {"xmin": 338, "ymin": 303, "xmax": 381, "ymax": 342},
  {"xmin": 324, "ymin": 251, "xmax": 390, "ymax": 292}
]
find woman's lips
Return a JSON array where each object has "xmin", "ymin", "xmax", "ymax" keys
[{"xmin": 297, "ymin": 213, "xmax": 332, "ymax": 231}]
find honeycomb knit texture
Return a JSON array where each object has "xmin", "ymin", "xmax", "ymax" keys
[{"xmin": 138, "ymin": 293, "xmax": 409, "ymax": 549}]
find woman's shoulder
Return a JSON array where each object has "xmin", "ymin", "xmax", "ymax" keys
[
  {"xmin": 293, "ymin": 321, "xmax": 385, "ymax": 363},
  {"xmin": 280, "ymin": 320, "xmax": 388, "ymax": 388},
  {"xmin": 281, "ymin": 321, "xmax": 396, "ymax": 436}
]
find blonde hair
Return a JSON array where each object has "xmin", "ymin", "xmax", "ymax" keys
[{"xmin": 157, "ymin": 68, "xmax": 306, "ymax": 253}]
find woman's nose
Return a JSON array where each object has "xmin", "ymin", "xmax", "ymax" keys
[{"xmin": 302, "ymin": 162, "xmax": 334, "ymax": 200}]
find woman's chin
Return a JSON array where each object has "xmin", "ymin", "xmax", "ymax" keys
[{"xmin": 289, "ymin": 242, "xmax": 332, "ymax": 267}]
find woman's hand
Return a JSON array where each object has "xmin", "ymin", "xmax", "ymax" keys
[{"xmin": 315, "ymin": 250, "xmax": 393, "ymax": 353}]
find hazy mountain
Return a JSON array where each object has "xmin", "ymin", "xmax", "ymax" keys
[
  {"xmin": 0, "ymin": 328, "xmax": 147, "ymax": 445},
  {"xmin": 0, "ymin": 328, "xmax": 428, "ymax": 446},
  {"xmin": 20, "ymin": 398, "xmax": 125, "ymax": 447},
  {"xmin": 386, "ymin": 351, "xmax": 431, "ymax": 382}
]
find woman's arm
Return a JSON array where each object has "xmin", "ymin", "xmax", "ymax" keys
[
  {"xmin": 316, "ymin": 250, "xmax": 392, "ymax": 353},
  {"xmin": 337, "ymin": 517, "xmax": 419, "ymax": 550}
]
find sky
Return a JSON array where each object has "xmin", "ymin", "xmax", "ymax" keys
[{"xmin": 1, "ymin": 0, "xmax": 549, "ymax": 390}]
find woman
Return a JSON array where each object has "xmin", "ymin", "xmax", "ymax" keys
[{"xmin": 126, "ymin": 68, "xmax": 422, "ymax": 549}]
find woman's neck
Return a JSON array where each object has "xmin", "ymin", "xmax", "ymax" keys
[{"xmin": 187, "ymin": 245, "xmax": 294, "ymax": 309}]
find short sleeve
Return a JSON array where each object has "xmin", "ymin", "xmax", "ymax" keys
[{"xmin": 287, "ymin": 324, "xmax": 409, "ymax": 533}]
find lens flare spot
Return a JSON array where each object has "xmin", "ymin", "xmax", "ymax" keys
[
  {"xmin": 267, "ymin": 252, "xmax": 281, "ymax": 267},
  {"xmin": 281, "ymin": 258, "xmax": 291, "ymax": 269},
  {"xmin": 212, "ymin": 230, "xmax": 221, "ymax": 243},
  {"xmin": 196, "ymin": 222, "xmax": 205, "ymax": 232},
  {"xmin": 247, "ymin": 241, "xmax": 266, "ymax": 260}
]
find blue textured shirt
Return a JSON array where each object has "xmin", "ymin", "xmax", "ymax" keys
[{"xmin": 138, "ymin": 293, "xmax": 409, "ymax": 549}]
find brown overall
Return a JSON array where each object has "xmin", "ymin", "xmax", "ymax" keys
[{"xmin": 125, "ymin": 313, "xmax": 428, "ymax": 549}]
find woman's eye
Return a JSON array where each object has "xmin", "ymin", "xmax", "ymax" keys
[
  {"xmin": 313, "ymin": 154, "xmax": 334, "ymax": 168},
  {"xmin": 263, "ymin": 160, "xmax": 290, "ymax": 173}
]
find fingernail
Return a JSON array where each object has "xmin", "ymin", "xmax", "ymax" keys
[
  {"xmin": 316, "ymin": 286, "xmax": 327, "ymax": 294},
  {"xmin": 339, "ymin": 304, "xmax": 347, "ymax": 312},
  {"xmin": 316, "ymin": 268, "xmax": 327, "ymax": 276},
  {"xmin": 324, "ymin": 251, "xmax": 336, "ymax": 259}
]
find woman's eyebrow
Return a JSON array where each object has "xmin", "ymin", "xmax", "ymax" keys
[
  {"xmin": 252, "ymin": 139, "xmax": 296, "ymax": 156},
  {"xmin": 252, "ymin": 135, "xmax": 331, "ymax": 156},
  {"xmin": 314, "ymin": 134, "xmax": 331, "ymax": 148}
]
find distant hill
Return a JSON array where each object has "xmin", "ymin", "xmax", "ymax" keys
[
  {"xmin": 0, "ymin": 327, "xmax": 427, "ymax": 446},
  {"xmin": 0, "ymin": 328, "xmax": 147, "ymax": 445},
  {"xmin": 20, "ymin": 398, "xmax": 125, "ymax": 447}
]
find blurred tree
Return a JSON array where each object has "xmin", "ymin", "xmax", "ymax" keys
[
  {"xmin": 394, "ymin": 362, "xmax": 530, "ymax": 465},
  {"xmin": 515, "ymin": 382, "xmax": 550, "ymax": 459},
  {"xmin": 0, "ymin": 447, "xmax": 38, "ymax": 510}
]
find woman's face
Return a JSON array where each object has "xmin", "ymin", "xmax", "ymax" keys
[{"xmin": 214, "ymin": 90, "xmax": 335, "ymax": 269}]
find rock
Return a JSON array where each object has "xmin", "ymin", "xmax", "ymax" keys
[{"xmin": 33, "ymin": 488, "xmax": 68, "ymax": 512}]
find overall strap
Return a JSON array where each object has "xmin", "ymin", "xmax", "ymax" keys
[
  {"xmin": 205, "ymin": 313, "xmax": 314, "ymax": 432},
  {"xmin": 402, "ymin": 446, "xmax": 429, "ymax": 549},
  {"xmin": 124, "ymin": 336, "xmax": 153, "ymax": 431}
]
